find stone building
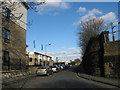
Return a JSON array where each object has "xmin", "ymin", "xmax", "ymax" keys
[{"xmin": 1, "ymin": 1, "xmax": 29, "ymax": 70}]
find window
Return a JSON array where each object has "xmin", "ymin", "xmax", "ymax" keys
[
  {"xmin": 3, "ymin": 51, "xmax": 10, "ymax": 66},
  {"xmin": 40, "ymin": 59, "xmax": 42, "ymax": 62},
  {"xmin": 5, "ymin": 8, "xmax": 11, "ymax": 22},
  {"xmin": 34, "ymin": 58, "xmax": 37, "ymax": 65},
  {"xmin": 29, "ymin": 58, "xmax": 32, "ymax": 62},
  {"xmin": 3, "ymin": 28, "xmax": 10, "ymax": 43}
]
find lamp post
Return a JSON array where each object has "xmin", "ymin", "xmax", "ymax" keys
[
  {"xmin": 45, "ymin": 44, "xmax": 51, "ymax": 55},
  {"xmin": 110, "ymin": 22, "xmax": 116, "ymax": 41}
]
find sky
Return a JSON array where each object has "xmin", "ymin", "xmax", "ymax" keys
[{"xmin": 26, "ymin": 2, "xmax": 118, "ymax": 62}]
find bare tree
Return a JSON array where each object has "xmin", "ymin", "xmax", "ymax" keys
[
  {"xmin": 27, "ymin": 1, "xmax": 46, "ymax": 12},
  {"xmin": 78, "ymin": 18, "xmax": 107, "ymax": 55},
  {"xmin": 1, "ymin": 0, "xmax": 46, "ymax": 26}
]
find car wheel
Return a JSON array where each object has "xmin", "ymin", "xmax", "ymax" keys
[{"xmin": 46, "ymin": 73, "xmax": 49, "ymax": 76}]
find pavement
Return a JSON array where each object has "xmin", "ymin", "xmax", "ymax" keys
[
  {"xmin": 2, "ymin": 73, "xmax": 36, "ymax": 87},
  {"xmin": 75, "ymin": 65, "xmax": 120, "ymax": 88}
]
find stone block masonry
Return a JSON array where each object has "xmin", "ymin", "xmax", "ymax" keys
[{"xmin": 80, "ymin": 31, "xmax": 120, "ymax": 78}]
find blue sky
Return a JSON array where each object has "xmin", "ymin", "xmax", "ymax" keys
[{"xmin": 27, "ymin": 2, "xmax": 118, "ymax": 62}]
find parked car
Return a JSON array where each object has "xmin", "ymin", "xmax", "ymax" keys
[
  {"xmin": 50, "ymin": 65, "xmax": 58, "ymax": 73},
  {"xmin": 54, "ymin": 64, "xmax": 61, "ymax": 71},
  {"xmin": 70, "ymin": 64, "xmax": 72, "ymax": 67},
  {"xmin": 36, "ymin": 66, "xmax": 53, "ymax": 76},
  {"xmin": 59, "ymin": 64, "xmax": 64, "ymax": 70},
  {"xmin": 61, "ymin": 64, "xmax": 66, "ymax": 69},
  {"xmin": 65, "ymin": 64, "xmax": 70, "ymax": 69}
]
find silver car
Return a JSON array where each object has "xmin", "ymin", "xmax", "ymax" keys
[{"xmin": 36, "ymin": 66, "xmax": 53, "ymax": 76}]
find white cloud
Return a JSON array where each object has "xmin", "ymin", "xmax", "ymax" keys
[
  {"xmin": 81, "ymin": 9, "xmax": 102, "ymax": 21},
  {"xmin": 47, "ymin": 51, "xmax": 67, "ymax": 56},
  {"xmin": 60, "ymin": 2, "xmax": 70, "ymax": 9},
  {"xmin": 26, "ymin": 0, "xmax": 120, "ymax": 2},
  {"xmin": 67, "ymin": 48, "xmax": 81, "ymax": 54},
  {"xmin": 66, "ymin": 54, "xmax": 81, "ymax": 57},
  {"xmin": 73, "ymin": 14, "xmax": 96, "ymax": 25},
  {"xmin": 72, "ymin": 20, "xmax": 81, "ymax": 26},
  {"xmin": 48, "ymin": 48, "xmax": 81, "ymax": 56},
  {"xmin": 35, "ymin": 0, "xmax": 62, "ymax": 2},
  {"xmin": 73, "ymin": 7, "xmax": 117, "ymax": 26},
  {"xmin": 88, "ymin": 9, "xmax": 102, "ymax": 15},
  {"xmin": 53, "ymin": 12, "xmax": 60, "ymax": 16},
  {"xmin": 100, "ymin": 12, "xmax": 117, "ymax": 23},
  {"xmin": 36, "ymin": 2, "xmax": 70, "ymax": 14},
  {"xmin": 47, "ymin": 48, "xmax": 81, "ymax": 61},
  {"xmin": 73, "ymin": 8, "xmax": 102, "ymax": 25},
  {"xmin": 81, "ymin": 14, "xmax": 96, "ymax": 21},
  {"xmin": 46, "ymin": 0, "xmax": 62, "ymax": 2},
  {"xmin": 77, "ymin": 7, "xmax": 87, "ymax": 13}
]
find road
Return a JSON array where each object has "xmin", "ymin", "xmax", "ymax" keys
[{"xmin": 3, "ymin": 66, "xmax": 118, "ymax": 89}]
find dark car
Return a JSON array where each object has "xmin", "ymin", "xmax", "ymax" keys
[
  {"xmin": 36, "ymin": 66, "xmax": 53, "ymax": 76},
  {"xmin": 65, "ymin": 64, "xmax": 70, "ymax": 69}
]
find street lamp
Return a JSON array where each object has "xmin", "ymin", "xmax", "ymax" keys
[
  {"xmin": 110, "ymin": 22, "xmax": 116, "ymax": 41},
  {"xmin": 45, "ymin": 44, "xmax": 51, "ymax": 55}
]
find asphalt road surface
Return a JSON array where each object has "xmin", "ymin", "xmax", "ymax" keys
[{"xmin": 3, "ymin": 66, "xmax": 119, "ymax": 89}]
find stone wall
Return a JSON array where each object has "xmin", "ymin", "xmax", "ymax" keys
[
  {"xmin": 2, "ymin": 69, "xmax": 36, "ymax": 81},
  {"xmin": 81, "ymin": 36, "xmax": 103, "ymax": 76},
  {"xmin": 104, "ymin": 41, "xmax": 120, "ymax": 78},
  {"xmin": 104, "ymin": 41, "xmax": 120, "ymax": 56},
  {"xmin": 80, "ymin": 31, "xmax": 120, "ymax": 78}
]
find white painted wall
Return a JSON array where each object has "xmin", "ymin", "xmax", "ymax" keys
[
  {"xmin": 2, "ymin": 0, "xmax": 28, "ymax": 30},
  {"xmin": 13, "ymin": 2, "xmax": 27, "ymax": 30},
  {"xmin": 38, "ymin": 55, "xmax": 41, "ymax": 64}
]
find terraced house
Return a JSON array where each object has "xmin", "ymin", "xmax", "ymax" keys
[
  {"xmin": 1, "ymin": 1, "xmax": 29, "ymax": 70},
  {"xmin": 27, "ymin": 51, "xmax": 54, "ymax": 68}
]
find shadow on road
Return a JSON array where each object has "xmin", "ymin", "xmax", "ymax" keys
[
  {"xmin": 35, "ymin": 79, "xmax": 87, "ymax": 88},
  {"xmin": 66, "ymin": 65, "xmax": 86, "ymax": 74},
  {"xmin": 20, "ymin": 79, "xmax": 100, "ymax": 88}
]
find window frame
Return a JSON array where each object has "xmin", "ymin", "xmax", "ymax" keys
[
  {"xmin": 5, "ymin": 8, "xmax": 11, "ymax": 22},
  {"xmin": 29, "ymin": 58, "xmax": 32, "ymax": 62},
  {"xmin": 2, "ymin": 51, "xmax": 10, "ymax": 66},
  {"xmin": 3, "ymin": 28, "xmax": 10, "ymax": 43}
]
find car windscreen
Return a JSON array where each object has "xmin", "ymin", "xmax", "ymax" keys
[
  {"xmin": 38, "ymin": 66, "xmax": 46, "ymax": 69},
  {"xmin": 53, "ymin": 65, "xmax": 57, "ymax": 67},
  {"xmin": 45, "ymin": 66, "xmax": 50, "ymax": 69},
  {"xmin": 49, "ymin": 66, "xmax": 53, "ymax": 68},
  {"xmin": 51, "ymin": 66, "xmax": 56, "ymax": 68}
]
